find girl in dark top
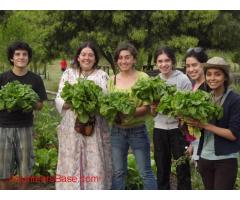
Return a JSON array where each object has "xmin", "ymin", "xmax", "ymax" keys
[
  {"xmin": 186, "ymin": 57, "xmax": 240, "ymax": 190},
  {"xmin": 184, "ymin": 47, "xmax": 210, "ymax": 161},
  {"xmin": 185, "ymin": 47, "xmax": 210, "ymax": 92}
]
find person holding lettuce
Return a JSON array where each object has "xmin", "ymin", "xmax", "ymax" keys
[
  {"xmin": 55, "ymin": 41, "xmax": 112, "ymax": 190},
  {"xmin": 151, "ymin": 47, "xmax": 192, "ymax": 190},
  {"xmin": 0, "ymin": 41, "xmax": 47, "ymax": 189},
  {"xmin": 186, "ymin": 57, "xmax": 240, "ymax": 189},
  {"xmin": 183, "ymin": 47, "xmax": 210, "ymax": 162},
  {"xmin": 109, "ymin": 42, "xmax": 157, "ymax": 190}
]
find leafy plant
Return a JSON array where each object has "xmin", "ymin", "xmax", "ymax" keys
[
  {"xmin": 0, "ymin": 80, "xmax": 39, "ymax": 112},
  {"xmin": 34, "ymin": 102, "xmax": 60, "ymax": 149},
  {"xmin": 131, "ymin": 76, "xmax": 177, "ymax": 104},
  {"xmin": 126, "ymin": 154, "xmax": 143, "ymax": 190},
  {"xmin": 126, "ymin": 152, "xmax": 157, "ymax": 190},
  {"xmin": 33, "ymin": 102, "xmax": 60, "ymax": 177},
  {"xmin": 157, "ymin": 90, "xmax": 223, "ymax": 138},
  {"xmin": 172, "ymin": 154, "xmax": 190, "ymax": 168},
  {"xmin": 99, "ymin": 91, "xmax": 136, "ymax": 124},
  {"xmin": 34, "ymin": 148, "xmax": 58, "ymax": 176},
  {"xmin": 158, "ymin": 90, "xmax": 223, "ymax": 123},
  {"xmin": 61, "ymin": 79, "xmax": 103, "ymax": 123}
]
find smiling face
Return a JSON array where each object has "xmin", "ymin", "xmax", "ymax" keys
[
  {"xmin": 11, "ymin": 49, "xmax": 29, "ymax": 69},
  {"xmin": 117, "ymin": 50, "xmax": 136, "ymax": 72},
  {"xmin": 206, "ymin": 68, "xmax": 226, "ymax": 91},
  {"xmin": 77, "ymin": 47, "xmax": 96, "ymax": 71},
  {"xmin": 156, "ymin": 53, "xmax": 173, "ymax": 77},
  {"xmin": 186, "ymin": 57, "xmax": 204, "ymax": 81}
]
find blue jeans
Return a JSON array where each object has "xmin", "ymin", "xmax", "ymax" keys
[{"xmin": 111, "ymin": 124, "xmax": 157, "ymax": 190}]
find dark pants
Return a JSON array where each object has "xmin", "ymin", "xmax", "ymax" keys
[
  {"xmin": 198, "ymin": 157, "xmax": 238, "ymax": 190},
  {"xmin": 153, "ymin": 128, "xmax": 192, "ymax": 190}
]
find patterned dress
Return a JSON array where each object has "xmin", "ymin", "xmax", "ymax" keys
[{"xmin": 55, "ymin": 68, "xmax": 112, "ymax": 190}]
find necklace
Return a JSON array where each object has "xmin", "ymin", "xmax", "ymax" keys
[{"xmin": 80, "ymin": 69, "xmax": 95, "ymax": 79}]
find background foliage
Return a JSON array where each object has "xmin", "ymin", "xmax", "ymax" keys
[{"xmin": 1, "ymin": 10, "xmax": 240, "ymax": 73}]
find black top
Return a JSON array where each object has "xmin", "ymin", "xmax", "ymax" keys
[
  {"xmin": 197, "ymin": 90, "xmax": 240, "ymax": 156},
  {"xmin": 192, "ymin": 80, "xmax": 211, "ymax": 92},
  {"xmin": 0, "ymin": 70, "xmax": 47, "ymax": 127}
]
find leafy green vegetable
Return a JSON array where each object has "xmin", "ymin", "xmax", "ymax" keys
[
  {"xmin": 61, "ymin": 79, "xmax": 103, "ymax": 123},
  {"xmin": 157, "ymin": 90, "xmax": 223, "ymax": 137},
  {"xmin": 99, "ymin": 91, "xmax": 136, "ymax": 124},
  {"xmin": 158, "ymin": 90, "xmax": 223, "ymax": 123},
  {"xmin": 0, "ymin": 80, "xmax": 40, "ymax": 112},
  {"xmin": 157, "ymin": 90, "xmax": 223, "ymax": 138},
  {"xmin": 131, "ymin": 76, "xmax": 177, "ymax": 103}
]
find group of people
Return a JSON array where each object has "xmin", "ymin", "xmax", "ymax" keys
[
  {"xmin": 0, "ymin": 41, "xmax": 239, "ymax": 190},
  {"xmin": 55, "ymin": 41, "xmax": 240, "ymax": 190}
]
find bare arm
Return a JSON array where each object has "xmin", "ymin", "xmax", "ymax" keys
[
  {"xmin": 133, "ymin": 105, "xmax": 149, "ymax": 117},
  {"xmin": 200, "ymin": 123, "xmax": 237, "ymax": 141},
  {"xmin": 187, "ymin": 119, "xmax": 237, "ymax": 141},
  {"xmin": 34, "ymin": 101, "xmax": 44, "ymax": 111}
]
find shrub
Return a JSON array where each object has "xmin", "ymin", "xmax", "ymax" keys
[{"xmin": 33, "ymin": 101, "xmax": 60, "ymax": 176}]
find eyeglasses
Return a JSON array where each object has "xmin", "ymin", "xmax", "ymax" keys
[{"xmin": 186, "ymin": 47, "xmax": 203, "ymax": 53}]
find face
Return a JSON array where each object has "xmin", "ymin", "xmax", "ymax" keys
[
  {"xmin": 156, "ymin": 53, "xmax": 173, "ymax": 76},
  {"xmin": 78, "ymin": 47, "xmax": 96, "ymax": 71},
  {"xmin": 117, "ymin": 50, "xmax": 136, "ymax": 72},
  {"xmin": 11, "ymin": 50, "xmax": 29, "ymax": 68},
  {"xmin": 185, "ymin": 57, "xmax": 204, "ymax": 81},
  {"xmin": 206, "ymin": 68, "xmax": 226, "ymax": 90}
]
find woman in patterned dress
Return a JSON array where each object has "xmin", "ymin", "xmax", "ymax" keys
[{"xmin": 55, "ymin": 41, "xmax": 112, "ymax": 190}]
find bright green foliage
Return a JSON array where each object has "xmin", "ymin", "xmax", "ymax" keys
[
  {"xmin": 126, "ymin": 154, "xmax": 143, "ymax": 190},
  {"xmin": 132, "ymin": 76, "xmax": 177, "ymax": 103},
  {"xmin": 34, "ymin": 148, "xmax": 58, "ymax": 176},
  {"xmin": 0, "ymin": 80, "xmax": 39, "ymax": 112},
  {"xmin": 1, "ymin": 10, "xmax": 240, "ymax": 73},
  {"xmin": 157, "ymin": 90, "xmax": 223, "ymax": 123},
  {"xmin": 126, "ymin": 152, "xmax": 156, "ymax": 190},
  {"xmin": 167, "ymin": 35, "xmax": 199, "ymax": 53},
  {"xmin": 157, "ymin": 90, "xmax": 223, "ymax": 138},
  {"xmin": 61, "ymin": 79, "xmax": 103, "ymax": 123},
  {"xmin": 99, "ymin": 91, "xmax": 135, "ymax": 124},
  {"xmin": 33, "ymin": 102, "xmax": 60, "ymax": 177},
  {"xmin": 179, "ymin": 11, "xmax": 219, "ymax": 32}
]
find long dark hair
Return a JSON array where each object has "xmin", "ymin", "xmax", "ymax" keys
[
  {"xmin": 154, "ymin": 47, "xmax": 176, "ymax": 69},
  {"xmin": 184, "ymin": 47, "xmax": 208, "ymax": 64},
  {"xmin": 74, "ymin": 41, "xmax": 99, "ymax": 69}
]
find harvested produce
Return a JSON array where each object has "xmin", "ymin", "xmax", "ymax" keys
[
  {"xmin": 99, "ymin": 91, "xmax": 136, "ymax": 124},
  {"xmin": 0, "ymin": 80, "xmax": 39, "ymax": 112},
  {"xmin": 132, "ymin": 76, "xmax": 176, "ymax": 103},
  {"xmin": 61, "ymin": 79, "xmax": 103, "ymax": 123}
]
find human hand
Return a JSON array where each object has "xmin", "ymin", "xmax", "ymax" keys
[
  {"xmin": 150, "ymin": 102, "xmax": 159, "ymax": 117},
  {"xmin": 186, "ymin": 118, "xmax": 202, "ymax": 128},
  {"xmin": 177, "ymin": 116, "xmax": 185, "ymax": 127},
  {"xmin": 185, "ymin": 144, "xmax": 193, "ymax": 156},
  {"xmin": 63, "ymin": 102, "xmax": 72, "ymax": 110}
]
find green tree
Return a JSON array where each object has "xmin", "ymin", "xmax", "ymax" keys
[{"xmin": 208, "ymin": 11, "xmax": 240, "ymax": 50}]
